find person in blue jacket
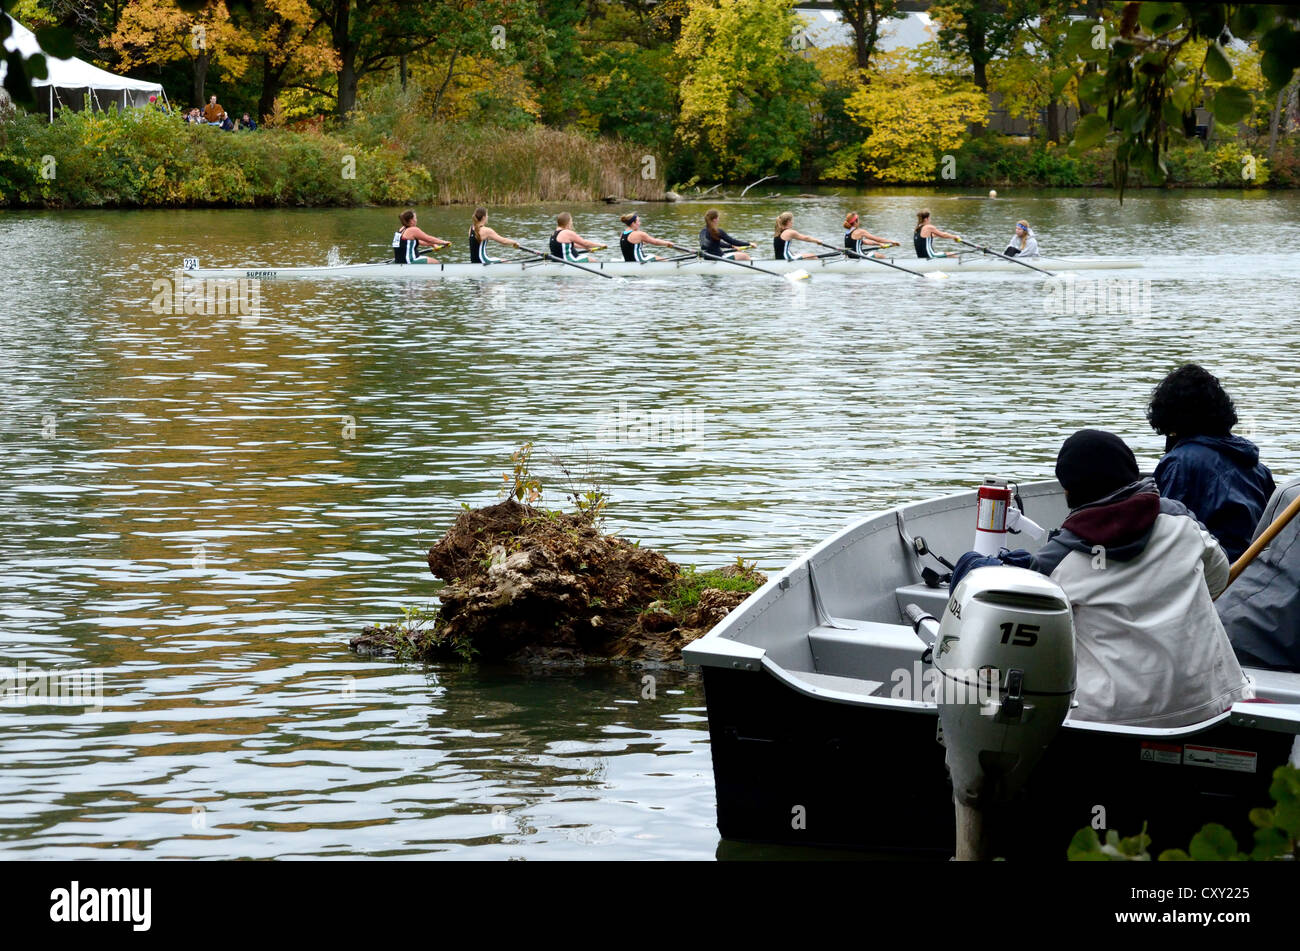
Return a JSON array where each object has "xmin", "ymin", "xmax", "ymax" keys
[{"xmin": 1145, "ymin": 363, "xmax": 1274, "ymax": 562}]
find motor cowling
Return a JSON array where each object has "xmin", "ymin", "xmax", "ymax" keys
[{"xmin": 935, "ymin": 565, "xmax": 1076, "ymax": 808}]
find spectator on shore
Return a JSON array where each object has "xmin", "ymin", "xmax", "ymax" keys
[
  {"xmin": 218, "ymin": 114, "xmax": 235, "ymax": 131},
  {"xmin": 1146, "ymin": 363, "xmax": 1275, "ymax": 562},
  {"xmin": 238, "ymin": 112, "xmax": 257, "ymax": 131},
  {"xmin": 185, "ymin": 107, "xmax": 202, "ymax": 124},
  {"xmin": 202, "ymin": 94, "xmax": 226, "ymax": 124}
]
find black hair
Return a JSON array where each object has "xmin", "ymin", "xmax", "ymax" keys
[{"xmin": 1146, "ymin": 363, "xmax": 1238, "ymax": 441}]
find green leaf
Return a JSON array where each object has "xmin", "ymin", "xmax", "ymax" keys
[
  {"xmin": 1248, "ymin": 807, "xmax": 1274, "ymax": 829},
  {"xmin": 1209, "ymin": 85, "xmax": 1253, "ymax": 124},
  {"xmin": 1073, "ymin": 113, "xmax": 1110, "ymax": 150},
  {"xmin": 1249, "ymin": 826, "xmax": 1290, "ymax": 860},
  {"xmin": 1050, "ymin": 69, "xmax": 1073, "ymax": 99},
  {"xmin": 1158, "ymin": 848, "xmax": 1191, "ymax": 861},
  {"xmin": 33, "ymin": 26, "xmax": 76, "ymax": 60},
  {"xmin": 1188, "ymin": 823, "xmax": 1239, "ymax": 861},
  {"xmin": 1260, "ymin": 50, "xmax": 1298, "ymax": 93},
  {"xmin": 1078, "ymin": 72, "xmax": 1108, "ymax": 106},
  {"xmin": 1067, "ymin": 827, "xmax": 1107, "ymax": 861},
  {"xmin": 1139, "ymin": 3, "xmax": 1184, "ymax": 35},
  {"xmin": 1204, "ymin": 42, "xmax": 1233, "ymax": 82}
]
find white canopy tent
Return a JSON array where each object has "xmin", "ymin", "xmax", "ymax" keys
[{"xmin": 1, "ymin": 15, "xmax": 166, "ymax": 119}]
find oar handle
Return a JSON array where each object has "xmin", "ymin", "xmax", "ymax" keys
[
  {"xmin": 812, "ymin": 238, "xmax": 931, "ymax": 279},
  {"xmin": 1219, "ymin": 493, "xmax": 1300, "ymax": 595},
  {"xmin": 957, "ymin": 237, "xmax": 1056, "ymax": 276},
  {"xmin": 516, "ymin": 244, "xmax": 615, "ymax": 279}
]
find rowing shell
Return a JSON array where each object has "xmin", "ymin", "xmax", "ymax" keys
[{"xmin": 182, "ymin": 255, "xmax": 1143, "ymax": 282}]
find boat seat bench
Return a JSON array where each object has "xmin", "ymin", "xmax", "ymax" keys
[
  {"xmin": 894, "ymin": 582, "xmax": 950, "ymax": 622},
  {"xmin": 807, "ymin": 619, "xmax": 927, "ymax": 686}
]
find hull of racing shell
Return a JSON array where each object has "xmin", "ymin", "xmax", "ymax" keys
[{"xmin": 184, "ymin": 255, "xmax": 1143, "ymax": 282}]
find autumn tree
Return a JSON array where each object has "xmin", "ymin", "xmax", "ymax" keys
[
  {"xmin": 830, "ymin": 0, "xmax": 903, "ymax": 72},
  {"xmin": 224, "ymin": 0, "xmax": 337, "ymax": 122},
  {"xmin": 303, "ymin": 0, "xmax": 537, "ymax": 117},
  {"xmin": 107, "ymin": 0, "xmax": 237, "ymax": 105},
  {"xmin": 930, "ymin": 0, "xmax": 1034, "ymax": 93},
  {"xmin": 827, "ymin": 48, "xmax": 987, "ymax": 182},
  {"xmin": 675, "ymin": 0, "xmax": 819, "ymax": 181}
]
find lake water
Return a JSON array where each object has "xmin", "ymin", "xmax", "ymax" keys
[{"xmin": 1, "ymin": 190, "xmax": 1297, "ymax": 858}]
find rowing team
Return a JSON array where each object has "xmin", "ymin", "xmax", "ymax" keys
[{"xmin": 392, "ymin": 206, "xmax": 1041, "ymax": 266}]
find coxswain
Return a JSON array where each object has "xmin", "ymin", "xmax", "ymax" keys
[{"xmin": 1003, "ymin": 219, "xmax": 1040, "ymax": 257}]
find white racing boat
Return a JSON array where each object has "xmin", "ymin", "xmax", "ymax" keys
[
  {"xmin": 683, "ymin": 479, "xmax": 1300, "ymax": 858},
  {"xmin": 182, "ymin": 253, "xmax": 1142, "ymax": 282}
]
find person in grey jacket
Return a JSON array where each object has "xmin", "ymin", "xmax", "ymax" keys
[
  {"xmin": 951, "ymin": 429, "xmax": 1252, "ymax": 727},
  {"xmin": 1218, "ymin": 478, "xmax": 1300, "ymax": 672}
]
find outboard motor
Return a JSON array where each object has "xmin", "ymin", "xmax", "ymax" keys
[{"xmin": 934, "ymin": 564, "xmax": 1075, "ymax": 859}]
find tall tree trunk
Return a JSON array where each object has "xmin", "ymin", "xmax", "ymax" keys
[
  {"xmin": 1046, "ymin": 95, "xmax": 1060, "ymax": 143},
  {"xmin": 257, "ymin": 50, "xmax": 282, "ymax": 123},
  {"xmin": 332, "ymin": 2, "xmax": 357, "ymax": 118},
  {"xmin": 400, "ymin": 54, "xmax": 408, "ymax": 91},
  {"xmin": 337, "ymin": 53, "xmax": 358, "ymax": 116},
  {"xmin": 1268, "ymin": 87, "xmax": 1283, "ymax": 159},
  {"xmin": 192, "ymin": 51, "xmax": 208, "ymax": 107}
]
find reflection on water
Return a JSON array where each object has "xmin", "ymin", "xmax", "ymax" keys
[{"xmin": 1, "ymin": 192, "xmax": 1298, "ymax": 858}]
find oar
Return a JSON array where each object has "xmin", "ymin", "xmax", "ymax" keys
[
  {"xmin": 516, "ymin": 244, "xmax": 615, "ymax": 280},
  {"xmin": 955, "ymin": 237, "xmax": 1056, "ymax": 276},
  {"xmin": 1216, "ymin": 493, "xmax": 1300, "ymax": 596},
  {"xmin": 666, "ymin": 243, "xmax": 809, "ymax": 282},
  {"xmin": 809, "ymin": 238, "xmax": 947, "ymax": 281}
]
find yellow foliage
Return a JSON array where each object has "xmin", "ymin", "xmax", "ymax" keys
[{"xmin": 832, "ymin": 57, "xmax": 988, "ymax": 182}]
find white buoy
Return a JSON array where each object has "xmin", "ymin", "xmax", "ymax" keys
[{"xmin": 989, "ymin": 189, "xmax": 997, "ymax": 199}]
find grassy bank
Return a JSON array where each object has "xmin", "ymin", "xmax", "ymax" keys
[
  {"xmin": 0, "ymin": 100, "xmax": 664, "ymax": 209},
  {"xmin": 949, "ymin": 135, "xmax": 1295, "ymax": 188}
]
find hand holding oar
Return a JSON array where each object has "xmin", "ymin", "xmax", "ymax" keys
[
  {"xmin": 810, "ymin": 239, "xmax": 947, "ymax": 281},
  {"xmin": 956, "ymin": 237, "xmax": 1056, "ymax": 276},
  {"xmin": 667, "ymin": 243, "xmax": 809, "ymax": 282},
  {"xmin": 516, "ymin": 244, "xmax": 616, "ymax": 280},
  {"xmin": 1216, "ymin": 492, "xmax": 1300, "ymax": 596}
]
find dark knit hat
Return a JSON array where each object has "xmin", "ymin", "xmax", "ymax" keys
[{"xmin": 1055, "ymin": 429, "xmax": 1140, "ymax": 507}]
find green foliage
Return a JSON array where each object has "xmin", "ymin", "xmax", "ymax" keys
[
  {"xmin": 660, "ymin": 563, "xmax": 763, "ymax": 615},
  {"xmin": 501, "ymin": 442, "xmax": 543, "ymax": 505},
  {"xmin": 1067, "ymin": 824, "xmax": 1152, "ymax": 861},
  {"xmin": 1068, "ymin": 764, "xmax": 1300, "ymax": 861},
  {"xmin": 1066, "ymin": 3, "xmax": 1300, "ymax": 197},
  {"xmin": 368, "ymin": 603, "xmax": 478, "ymax": 663},
  {"xmin": 0, "ymin": 104, "xmax": 430, "ymax": 207},
  {"xmin": 827, "ymin": 47, "xmax": 987, "ymax": 183},
  {"xmin": 674, "ymin": 0, "xmax": 820, "ymax": 181},
  {"xmin": 951, "ymin": 135, "xmax": 1108, "ymax": 186}
]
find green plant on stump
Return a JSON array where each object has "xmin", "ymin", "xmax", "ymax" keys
[
  {"xmin": 501, "ymin": 442, "xmax": 543, "ymax": 504},
  {"xmin": 1068, "ymin": 764, "xmax": 1300, "ymax": 860},
  {"xmin": 662, "ymin": 564, "xmax": 764, "ymax": 616}
]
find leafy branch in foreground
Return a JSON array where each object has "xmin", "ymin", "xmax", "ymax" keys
[
  {"xmin": 1068, "ymin": 763, "xmax": 1300, "ymax": 861},
  {"xmin": 1070, "ymin": 3, "xmax": 1300, "ymax": 197}
]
